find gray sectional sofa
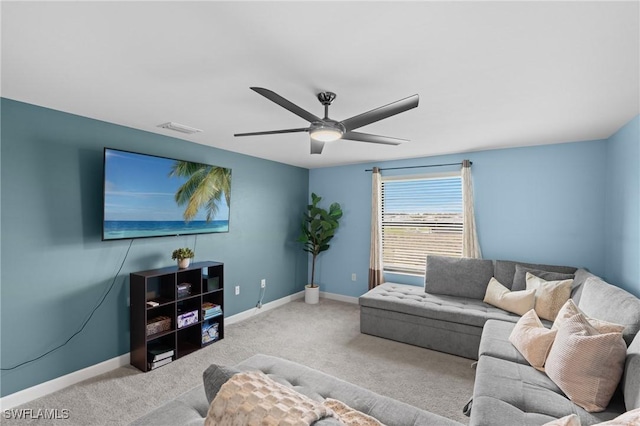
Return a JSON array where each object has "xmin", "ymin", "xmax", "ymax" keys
[
  {"xmin": 131, "ymin": 256, "xmax": 640, "ymax": 425},
  {"xmin": 359, "ymin": 255, "xmax": 640, "ymax": 425}
]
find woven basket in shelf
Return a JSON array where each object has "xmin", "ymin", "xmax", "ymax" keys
[{"xmin": 147, "ymin": 316, "xmax": 171, "ymax": 336}]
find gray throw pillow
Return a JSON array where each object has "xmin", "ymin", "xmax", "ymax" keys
[
  {"xmin": 424, "ymin": 255, "xmax": 494, "ymax": 300},
  {"xmin": 512, "ymin": 265, "xmax": 575, "ymax": 291},
  {"xmin": 494, "ymin": 260, "xmax": 577, "ymax": 289},
  {"xmin": 202, "ymin": 364, "xmax": 240, "ymax": 403},
  {"xmin": 570, "ymin": 268, "xmax": 596, "ymax": 304}
]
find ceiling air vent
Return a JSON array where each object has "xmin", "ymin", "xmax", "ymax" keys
[{"xmin": 157, "ymin": 122, "xmax": 202, "ymax": 134}]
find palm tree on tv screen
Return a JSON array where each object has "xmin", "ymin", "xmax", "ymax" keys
[{"xmin": 170, "ymin": 161, "xmax": 231, "ymax": 222}]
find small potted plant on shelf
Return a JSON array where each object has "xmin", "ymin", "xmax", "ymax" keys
[
  {"xmin": 172, "ymin": 247, "xmax": 195, "ymax": 269},
  {"xmin": 297, "ymin": 193, "xmax": 343, "ymax": 304}
]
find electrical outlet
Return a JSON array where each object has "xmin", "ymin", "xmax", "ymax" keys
[
  {"xmin": 261, "ymin": 279, "xmax": 266, "ymax": 288},
  {"xmin": 351, "ymin": 273, "xmax": 357, "ymax": 281},
  {"xmin": 235, "ymin": 285, "xmax": 240, "ymax": 296}
]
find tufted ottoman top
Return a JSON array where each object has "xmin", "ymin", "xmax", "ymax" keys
[{"xmin": 359, "ymin": 282, "xmax": 521, "ymax": 328}]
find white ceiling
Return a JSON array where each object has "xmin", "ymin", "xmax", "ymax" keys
[{"xmin": 2, "ymin": 1, "xmax": 638, "ymax": 169}]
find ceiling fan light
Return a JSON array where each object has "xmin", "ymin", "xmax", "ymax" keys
[{"xmin": 310, "ymin": 128, "xmax": 343, "ymax": 142}]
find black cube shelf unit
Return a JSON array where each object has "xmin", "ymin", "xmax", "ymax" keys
[{"xmin": 130, "ymin": 261, "xmax": 224, "ymax": 372}]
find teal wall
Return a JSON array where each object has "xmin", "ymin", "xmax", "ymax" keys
[
  {"xmin": 309, "ymin": 140, "xmax": 610, "ymax": 297},
  {"xmin": 605, "ymin": 115, "xmax": 640, "ymax": 296},
  {"xmin": 0, "ymin": 98, "xmax": 309, "ymax": 397}
]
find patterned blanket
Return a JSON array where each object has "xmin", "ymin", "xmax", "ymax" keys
[
  {"xmin": 205, "ymin": 370, "xmax": 385, "ymax": 426},
  {"xmin": 206, "ymin": 370, "xmax": 335, "ymax": 426}
]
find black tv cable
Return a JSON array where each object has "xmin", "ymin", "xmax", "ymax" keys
[{"xmin": 1, "ymin": 239, "xmax": 134, "ymax": 371}]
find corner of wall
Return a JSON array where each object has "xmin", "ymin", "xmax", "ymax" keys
[{"xmin": 604, "ymin": 115, "xmax": 640, "ymax": 296}]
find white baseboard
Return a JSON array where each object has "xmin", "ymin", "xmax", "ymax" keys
[
  {"xmin": 225, "ymin": 291, "xmax": 304, "ymax": 325},
  {"xmin": 320, "ymin": 291, "xmax": 359, "ymax": 304},
  {"xmin": 0, "ymin": 353, "xmax": 130, "ymax": 411},
  {"xmin": 0, "ymin": 290, "xmax": 305, "ymax": 409}
]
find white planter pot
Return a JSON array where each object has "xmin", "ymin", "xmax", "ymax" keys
[
  {"xmin": 178, "ymin": 258, "xmax": 191, "ymax": 269},
  {"xmin": 305, "ymin": 285, "xmax": 320, "ymax": 304}
]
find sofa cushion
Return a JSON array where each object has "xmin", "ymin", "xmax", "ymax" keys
[
  {"xmin": 545, "ymin": 314, "xmax": 627, "ymax": 412},
  {"xmin": 553, "ymin": 299, "xmax": 625, "ymax": 335},
  {"xmin": 525, "ymin": 273, "xmax": 572, "ymax": 321},
  {"xmin": 425, "ymin": 255, "xmax": 494, "ymax": 300},
  {"xmin": 578, "ymin": 276, "xmax": 640, "ymax": 345},
  {"xmin": 512, "ymin": 265, "xmax": 575, "ymax": 292},
  {"xmin": 360, "ymin": 282, "xmax": 521, "ymax": 328},
  {"xmin": 478, "ymin": 320, "xmax": 528, "ymax": 365},
  {"xmin": 623, "ymin": 333, "xmax": 640, "ymax": 411},
  {"xmin": 468, "ymin": 396, "xmax": 558, "ymax": 426},
  {"xmin": 509, "ymin": 309, "xmax": 557, "ymax": 371},
  {"xmin": 494, "ymin": 260, "xmax": 576, "ymax": 290},
  {"xmin": 130, "ymin": 386, "xmax": 211, "ymax": 426},
  {"xmin": 471, "ymin": 356, "xmax": 624, "ymax": 426},
  {"xmin": 483, "ymin": 277, "xmax": 536, "ymax": 316}
]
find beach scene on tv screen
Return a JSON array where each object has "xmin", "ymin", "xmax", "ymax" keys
[{"xmin": 104, "ymin": 149, "xmax": 231, "ymax": 240}]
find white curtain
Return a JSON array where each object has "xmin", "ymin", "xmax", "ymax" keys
[
  {"xmin": 369, "ymin": 167, "xmax": 384, "ymax": 289},
  {"xmin": 462, "ymin": 160, "xmax": 482, "ymax": 258}
]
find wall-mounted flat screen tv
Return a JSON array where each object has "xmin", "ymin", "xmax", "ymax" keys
[{"xmin": 103, "ymin": 148, "xmax": 231, "ymax": 240}]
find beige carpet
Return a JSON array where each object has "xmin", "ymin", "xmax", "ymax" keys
[{"xmin": 3, "ymin": 298, "xmax": 475, "ymax": 425}]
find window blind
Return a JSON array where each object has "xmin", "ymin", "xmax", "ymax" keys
[{"xmin": 381, "ymin": 175, "xmax": 464, "ymax": 274}]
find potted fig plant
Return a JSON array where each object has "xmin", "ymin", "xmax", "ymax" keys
[
  {"xmin": 172, "ymin": 247, "xmax": 195, "ymax": 269},
  {"xmin": 297, "ymin": 193, "xmax": 343, "ymax": 304}
]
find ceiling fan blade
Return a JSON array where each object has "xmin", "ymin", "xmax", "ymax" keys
[
  {"xmin": 340, "ymin": 94, "xmax": 419, "ymax": 132},
  {"xmin": 251, "ymin": 87, "xmax": 321, "ymax": 123},
  {"xmin": 234, "ymin": 127, "xmax": 309, "ymax": 137},
  {"xmin": 310, "ymin": 139, "xmax": 325, "ymax": 155},
  {"xmin": 342, "ymin": 131, "xmax": 407, "ymax": 145}
]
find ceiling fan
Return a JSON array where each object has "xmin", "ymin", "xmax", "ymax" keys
[{"xmin": 234, "ymin": 87, "xmax": 419, "ymax": 154}]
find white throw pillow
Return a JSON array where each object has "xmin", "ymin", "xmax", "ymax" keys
[
  {"xmin": 553, "ymin": 299, "xmax": 625, "ymax": 334},
  {"xmin": 545, "ymin": 313, "xmax": 627, "ymax": 412},
  {"xmin": 542, "ymin": 414, "xmax": 581, "ymax": 426},
  {"xmin": 593, "ymin": 408, "xmax": 640, "ymax": 425},
  {"xmin": 508, "ymin": 309, "xmax": 557, "ymax": 371},
  {"xmin": 526, "ymin": 273, "xmax": 572, "ymax": 321},
  {"xmin": 542, "ymin": 408, "xmax": 640, "ymax": 426},
  {"xmin": 483, "ymin": 277, "xmax": 536, "ymax": 316}
]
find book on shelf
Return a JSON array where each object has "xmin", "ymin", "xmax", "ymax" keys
[
  {"xmin": 202, "ymin": 303, "xmax": 223, "ymax": 319},
  {"xmin": 148, "ymin": 356, "xmax": 173, "ymax": 370},
  {"xmin": 203, "ymin": 312, "xmax": 222, "ymax": 320},
  {"xmin": 201, "ymin": 302, "xmax": 218, "ymax": 310},
  {"xmin": 147, "ymin": 346, "xmax": 174, "ymax": 362}
]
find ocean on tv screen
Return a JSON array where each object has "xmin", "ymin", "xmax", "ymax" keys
[{"xmin": 103, "ymin": 220, "xmax": 229, "ymax": 240}]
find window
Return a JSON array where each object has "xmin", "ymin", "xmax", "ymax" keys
[{"xmin": 381, "ymin": 173, "xmax": 463, "ymax": 274}]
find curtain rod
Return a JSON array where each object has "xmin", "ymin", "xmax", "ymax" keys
[{"xmin": 364, "ymin": 161, "xmax": 471, "ymax": 172}]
